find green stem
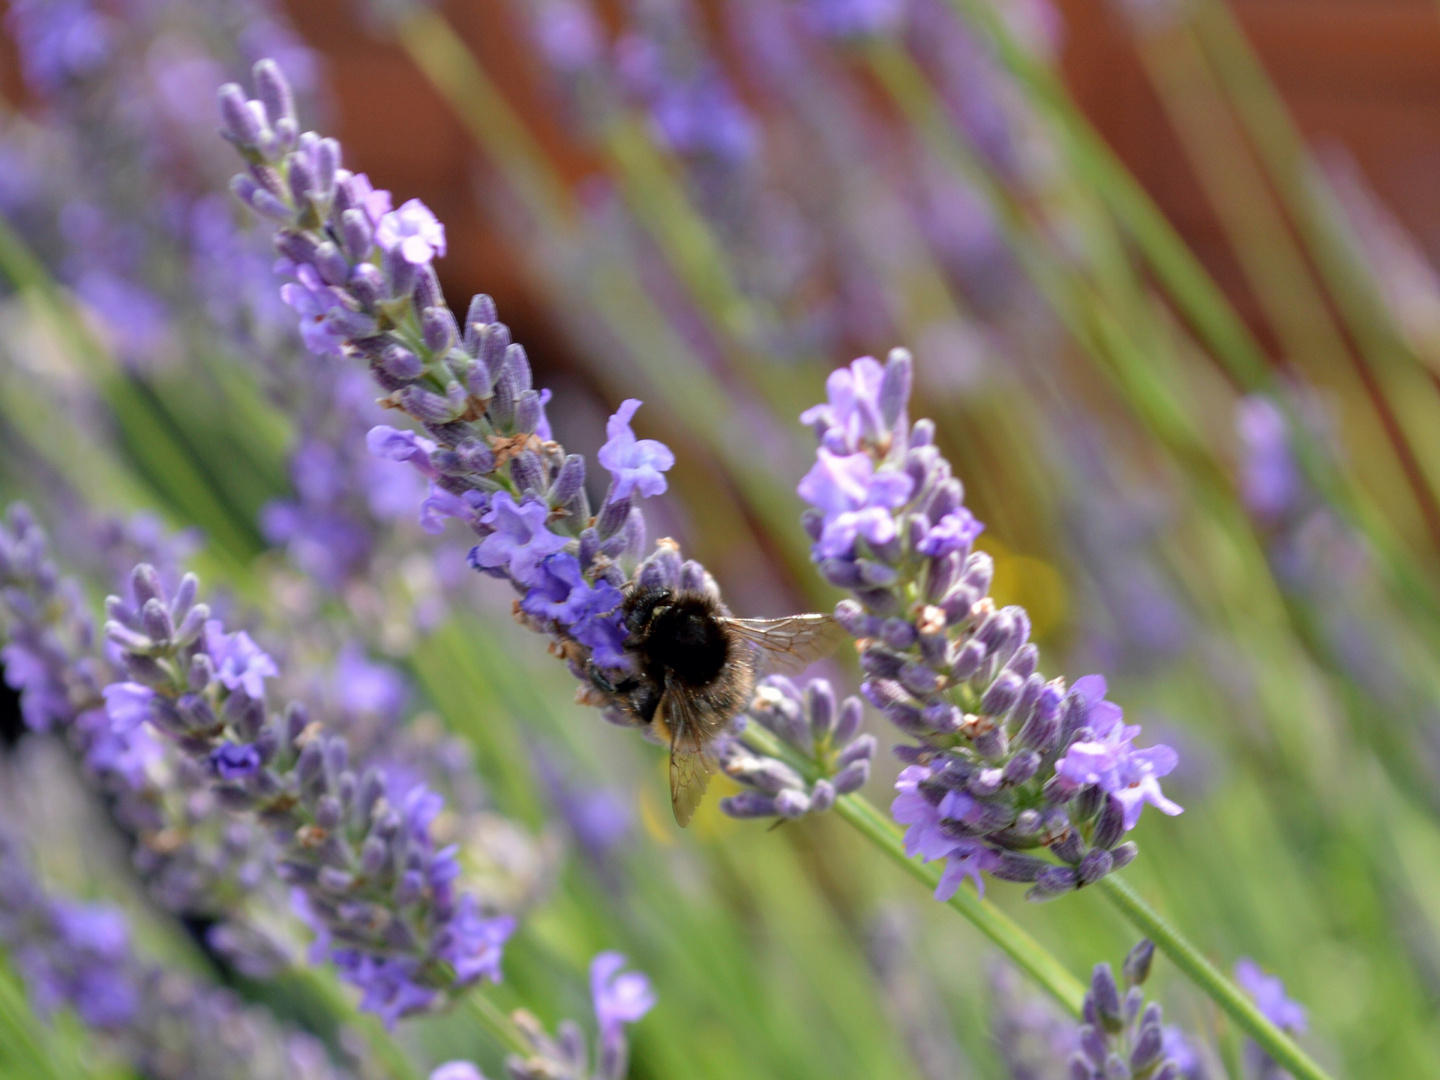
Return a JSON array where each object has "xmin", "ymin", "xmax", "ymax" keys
[
  {"xmin": 1099, "ymin": 876, "xmax": 1332, "ymax": 1080},
  {"xmin": 461, "ymin": 992, "xmax": 533, "ymax": 1058},
  {"xmin": 834, "ymin": 792, "xmax": 1088, "ymax": 1016},
  {"xmin": 739, "ymin": 725, "xmax": 1087, "ymax": 1014}
]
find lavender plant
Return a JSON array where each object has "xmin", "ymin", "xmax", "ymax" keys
[
  {"xmin": 795, "ymin": 350, "xmax": 1180, "ymax": 898},
  {"xmin": 1067, "ymin": 941, "xmax": 1188, "ymax": 1080},
  {"xmin": 0, "ymin": 832, "xmax": 351, "ymax": 1080},
  {"xmin": 98, "ymin": 560, "xmax": 515, "ymax": 1026},
  {"xmin": 432, "ymin": 951, "xmax": 655, "ymax": 1080},
  {"xmin": 210, "ymin": 56, "xmax": 1333, "ymax": 1080}
]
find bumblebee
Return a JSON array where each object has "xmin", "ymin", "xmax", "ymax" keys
[{"xmin": 591, "ymin": 586, "xmax": 840, "ymax": 826}]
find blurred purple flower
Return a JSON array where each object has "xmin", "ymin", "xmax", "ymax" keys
[
  {"xmin": 102, "ymin": 682, "xmax": 155, "ymax": 733},
  {"xmin": 1237, "ymin": 396, "xmax": 1300, "ymax": 521},
  {"xmin": 1235, "ymin": 958, "xmax": 1307, "ymax": 1033},
  {"xmin": 376, "ymin": 199, "xmax": 446, "ymax": 265},
  {"xmin": 210, "ymin": 741, "xmax": 263, "ymax": 780},
  {"xmin": 591, "ymin": 950, "xmax": 656, "ymax": 1039},
  {"xmin": 203, "ymin": 621, "xmax": 278, "ymax": 700}
]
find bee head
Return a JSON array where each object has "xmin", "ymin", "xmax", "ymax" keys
[{"xmin": 621, "ymin": 586, "xmax": 674, "ymax": 642}]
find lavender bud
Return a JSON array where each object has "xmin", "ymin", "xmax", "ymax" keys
[
  {"xmin": 1092, "ymin": 796, "xmax": 1126, "ymax": 850},
  {"xmin": 820, "ymin": 558, "xmax": 864, "ymax": 589},
  {"xmin": 316, "ymin": 796, "xmax": 343, "ymax": 831},
  {"xmin": 805, "ymin": 680, "xmax": 836, "ymax": 741},
  {"xmin": 188, "ymin": 653, "xmax": 215, "ymax": 692},
  {"xmin": 1090, "ymin": 964, "xmax": 1124, "ymax": 1032},
  {"xmin": 514, "ymin": 390, "xmax": 545, "ymax": 434},
  {"xmin": 878, "ymin": 349, "xmax": 913, "ymax": 432},
  {"xmin": 422, "ymin": 306, "xmax": 458, "ymax": 354},
  {"xmin": 992, "ymin": 852, "xmax": 1048, "ymax": 882},
  {"xmin": 1109, "ymin": 842, "xmax": 1138, "ymax": 870},
  {"xmin": 1123, "ymin": 940, "xmax": 1155, "ymax": 987},
  {"xmin": 722, "ymin": 792, "xmax": 780, "ymax": 818},
  {"xmin": 981, "ymin": 670, "xmax": 1023, "ymax": 716},
  {"xmin": 275, "ymin": 229, "xmax": 318, "ymax": 267},
  {"xmin": 922, "ymin": 701, "xmax": 961, "ymax": 732},
  {"xmin": 455, "ymin": 437, "xmax": 495, "ymax": 474},
  {"xmin": 131, "ymin": 564, "xmax": 163, "ymax": 607},
  {"xmin": 910, "ymin": 418, "xmax": 935, "ymax": 446},
  {"xmin": 1029, "ymin": 866, "xmax": 1078, "ymax": 901},
  {"xmin": 972, "ymin": 725, "xmax": 1007, "ymax": 759},
  {"xmin": 595, "ymin": 492, "xmax": 631, "ymax": 539},
  {"xmin": 950, "ymin": 640, "xmax": 986, "ymax": 681},
  {"xmin": 968, "ymin": 768, "xmax": 1003, "ymax": 797},
  {"xmin": 218, "ymin": 83, "xmax": 264, "ymax": 148},
  {"xmin": 318, "ymin": 867, "xmax": 354, "ymax": 893},
  {"xmin": 384, "ymin": 247, "xmax": 416, "ymax": 299},
  {"xmin": 466, "ymin": 293, "xmax": 497, "ymax": 327},
  {"xmin": 620, "ymin": 507, "xmax": 647, "ymax": 565},
  {"xmin": 360, "ymin": 836, "xmax": 388, "ymax": 878},
  {"xmin": 1051, "ymin": 828, "xmax": 1085, "ymax": 864},
  {"xmin": 412, "ymin": 264, "xmax": 443, "ymax": 310},
  {"xmin": 578, "ymin": 527, "xmax": 601, "ymax": 569},
  {"xmin": 341, "ymin": 208, "xmax": 373, "ymax": 262},
  {"xmin": 861, "ymin": 649, "xmax": 904, "ymax": 679},
  {"xmin": 510, "ymin": 451, "xmax": 546, "ymax": 495},
  {"xmin": 899, "ymin": 662, "xmax": 941, "ymax": 698},
  {"xmin": 549, "ymin": 455, "xmax": 586, "ymax": 507},
  {"xmin": 140, "ymin": 598, "xmax": 174, "ymax": 644},
  {"xmin": 285, "ymin": 702, "xmax": 310, "ymax": 746},
  {"xmin": 1129, "ymin": 1023, "xmax": 1164, "ymax": 1075},
  {"xmin": 1002, "ymin": 751, "xmax": 1039, "ymax": 785},
  {"xmin": 296, "ymin": 741, "xmax": 325, "ymax": 787},
  {"xmin": 313, "ymin": 138, "xmax": 340, "ymax": 201},
  {"xmin": 170, "ymin": 573, "xmax": 197, "ymax": 619},
  {"xmin": 775, "ymin": 789, "xmax": 811, "ymax": 819},
  {"xmin": 314, "ymin": 242, "xmax": 349, "ymax": 286},
  {"xmin": 1007, "ymin": 643, "xmax": 1039, "ymax": 680},
  {"xmin": 925, "ymin": 551, "xmax": 961, "ymax": 603},
  {"xmin": 831, "ymin": 759, "xmax": 870, "ymax": 794},
  {"xmin": 809, "ymin": 780, "xmax": 836, "ymax": 814},
  {"xmin": 832, "ymin": 599, "xmax": 874, "ymax": 638},
  {"xmin": 880, "ymin": 618, "xmax": 917, "ymax": 651},
  {"xmin": 254, "ymin": 59, "xmax": 295, "ymax": 129},
  {"xmin": 834, "ymin": 697, "xmax": 864, "ymax": 744},
  {"xmin": 1078, "ymin": 848, "xmax": 1113, "ymax": 885}
]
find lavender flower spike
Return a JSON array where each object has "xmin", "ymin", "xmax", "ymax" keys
[
  {"xmin": 440, "ymin": 951, "xmax": 655, "ymax": 1080},
  {"xmin": 1236, "ymin": 958, "xmax": 1307, "ymax": 1079},
  {"xmin": 720, "ymin": 676, "xmax": 877, "ymax": 821},
  {"xmin": 1068, "ymin": 941, "xmax": 1190, "ymax": 1080},
  {"xmin": 100, "ymin": 562, "xmax": 515, "ymax": 1026},
  {"xmin": 798, "ymin": 350, "xmax": 1182, "ymax": 900}
]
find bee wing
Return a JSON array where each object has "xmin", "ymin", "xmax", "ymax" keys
[
  {"xmin": 723, "ymin": 613, "xmax": 845, "ymax": 674},
  {"xmin": 661, "ymin": 679, "xmax": 719, "ymax": 828}
]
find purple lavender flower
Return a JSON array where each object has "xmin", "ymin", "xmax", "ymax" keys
[
  {"xmin": 280, "ymin": 264, "xmax": 352, "ymax": 358},
  {"xmin": 1054, "ymin": 676, "xmax": 1182, "ymax": 830},
  {"xmin": 1068, "ymin": 942, "xmax": 1192, "ymax": 1080},
  {"xmin": 592, "ymin": 950, "xmax": 656, "ymax": 1039},
  {"xmin": 102, "ymin": 682, "xmax": 156, "ymax": 732},
  {"xmin": 719, "ymin": 676, "xmax": 876, "ymax": 821},
  {"xmin": 5, "ymin": 0, "xmax": 111, "ymax": 94},
  {"xmin": 521, "ymin": 554, "xmax": 629, "ymax": 668},
  {"xmin": 376, "ymin": 198, "xmax": 447, "ymax": 265},
  {"xmin": 798, "ymin": 351, "xmax": 1179, "ymax": 899},
  {"xmin": 797, "ymin": 449, "xmax": 914, "ymax": 559},
  {"xmin": 1235, "ymin": 959, "xmax": 1307, "ymax": 1033},
  {"xmin": 99, "ymin": 563, "xmax": 516, "ymax": 1025},
  {"xmin": 597, "ymin": 399, "xmax": 675, "ymax": 501},
  {"xmin": 1236, "ymin": 396, "xmax": 1300, "ymax": 521},
  {"xmin": 203, "ymin": 620, "xmax": 280, "ymax": 700},
  {"xmin": 470, "ymin": 493, "xmax": 570, "ymax": 586}
]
